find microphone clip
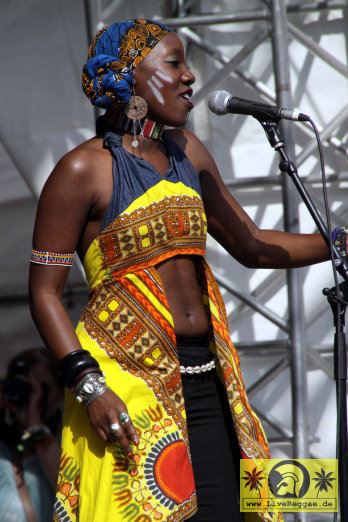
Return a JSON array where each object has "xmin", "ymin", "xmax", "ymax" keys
[{"xmin": 257, "ymin": 119, "xmax": 284, "ymax": 150}]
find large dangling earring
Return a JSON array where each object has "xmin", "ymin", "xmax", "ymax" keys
[{"xmin": 124, "ymin": 88, "xmax": 148, "ymax": 148}]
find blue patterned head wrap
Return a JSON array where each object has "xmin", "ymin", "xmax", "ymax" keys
[{"xmin": 82, "ymin": 19, "xmax": 172, "ymax": 109}]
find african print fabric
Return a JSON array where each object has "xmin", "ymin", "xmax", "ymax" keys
[
  {"xmin": 53, "ymin": 131, "xmax": 283, "ymax": 522},
  {"xmin": 82, "ymin": 19, "xmax": 172, "ymax": 108}
]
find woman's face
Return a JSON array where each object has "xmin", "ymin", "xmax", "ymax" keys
[{"xmin": 133, "ymin": 32, "xmax": 195, "ymax": 127}]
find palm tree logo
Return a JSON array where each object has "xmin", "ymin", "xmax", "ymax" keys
[
  {"xmin": 242, "ymin": 466, "xmax": 266, "ymax": 497},
  {"xmin": 313, "ymin": 468, "xmax": 336, "ymax": 497}
]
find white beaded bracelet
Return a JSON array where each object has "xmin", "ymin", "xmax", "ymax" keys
[{"xmin": 180, "ymin": 360, "xmax": 216, "ymax": 375}]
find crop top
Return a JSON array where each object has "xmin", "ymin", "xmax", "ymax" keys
[{"xmin": 83, "ymin": 130, "xmax": 207, "ymax": 289}]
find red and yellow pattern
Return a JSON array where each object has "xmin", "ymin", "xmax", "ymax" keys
[
  {"xmin": 82, "ymin": 19, "xmax": 171, "ymax": 109},
  {"xmin": 54, "ymin": 179, "xmax": 282, "ymax": 521}
]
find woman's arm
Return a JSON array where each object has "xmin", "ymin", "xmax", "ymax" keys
[
  {"xmin": 29, "ymin": 145, "xmax": 138, "ymax": 456},
  {"xmin": 172, "ymin": 129, "xmax": 329, "ymax": 269},
  {"xmin": 29, "ymin": 149, "xmax": 94, "ymax": 359}
]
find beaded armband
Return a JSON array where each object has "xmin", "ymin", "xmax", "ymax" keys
[
  {"xmin": 331, "ymin": 227, "xmax": 348, "ymax": 257},
  {"xmin": 30, "ymin": 249, "xmax": 74, "ymax": 267}
]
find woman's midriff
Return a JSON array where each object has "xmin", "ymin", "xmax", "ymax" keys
[{"xmin": 155, "ymin": 255, "xmax": 210, "ymax": 338}]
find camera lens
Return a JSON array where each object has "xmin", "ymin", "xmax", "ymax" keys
[{"xmin": 2, "ymin": 376, "xmax": 31, "ymax": 407}]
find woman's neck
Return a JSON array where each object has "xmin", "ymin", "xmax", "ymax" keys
[{"xmin": 104, "ymin": 109, "xmax": 164, "ymax": 142}]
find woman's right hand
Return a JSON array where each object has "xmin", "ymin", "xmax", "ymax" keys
[{"xmin": 86, "ymin": 389, "xmax": 139, "ymax": 458}]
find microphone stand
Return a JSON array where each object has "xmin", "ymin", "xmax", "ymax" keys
[{"xmin": 258, "ymin": 118, "xmax": 348, "ymax": 521}]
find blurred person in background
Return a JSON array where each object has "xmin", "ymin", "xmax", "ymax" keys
[{"xmin": 0, "ymin": 348, "xmax": 63, "ymax": 522}]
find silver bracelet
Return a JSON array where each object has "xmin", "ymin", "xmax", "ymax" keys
[{"xmin": 74, "ymin": 372, "xmax": 107, "ymax": 407}]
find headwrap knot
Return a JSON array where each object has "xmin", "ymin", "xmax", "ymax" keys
[{"xmin": 82, "ymin": 19, "xmax": 172, "ymax": 109}]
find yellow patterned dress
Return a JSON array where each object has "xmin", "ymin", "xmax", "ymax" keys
[{"xmin": 53, "ymin": 131, "xmax": 281, "ymax": 522}]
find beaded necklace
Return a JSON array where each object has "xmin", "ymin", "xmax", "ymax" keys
[{"xmin": 105, "ymin": 110, "xmax": 164, "ymax": 143}]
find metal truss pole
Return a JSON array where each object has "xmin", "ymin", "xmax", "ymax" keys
[
  {"xmin": 84, "ymin": 0, "xmax": 102, "ymax": 56},
  {"xmin": 84, "ymin": 0, "xmax": 103, "ymax": 122},
  {"xmin": 270, "ymin": 0, "xmax": 309, "ymax": 475}
]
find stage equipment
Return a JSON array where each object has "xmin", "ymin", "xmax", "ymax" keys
[
  {"xmin": 208, "ymin": 99, "xmax": 348, "ymax": 521},
  {"xmin": 208, "ymin": 89, "xmax": 309, "ymax": 122}
]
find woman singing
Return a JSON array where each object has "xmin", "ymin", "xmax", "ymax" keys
[{"xmin": 29, "ymin": 19, "xmax": 333, "ymax": 522}]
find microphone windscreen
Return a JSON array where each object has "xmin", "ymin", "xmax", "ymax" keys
[{"xmin": 208, "ymin": 90, "xmax": 231, "ymax": 115}]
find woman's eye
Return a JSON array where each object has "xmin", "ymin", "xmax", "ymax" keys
[{"xmin": 166, "ymin": 59, "xmax": 180, "ymax": 67}]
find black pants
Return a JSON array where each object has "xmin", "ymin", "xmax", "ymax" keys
[{"xmin": 177, "ymin": 338, "xmax": 244, "ymax": 522}]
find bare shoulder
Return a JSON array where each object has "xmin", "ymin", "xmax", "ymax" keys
[
  {"xmin": 40, "ymin": 136, "xmax": 111, "ymax": 204},
  {"xmin": 51, "ymin": 137, "xmax": 106, "ymax": 183},
  {"xmin": 167, "ymin": 128, "xmax": 215, "ymax": 175}
]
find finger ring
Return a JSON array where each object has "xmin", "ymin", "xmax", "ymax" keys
[
  {"xmin": 110, "ymin": 422, "xmax": 120, "ymax": 432},
  {"xmin": 119, "ymin": 412, "xmax": 131, "ymax": 424}
]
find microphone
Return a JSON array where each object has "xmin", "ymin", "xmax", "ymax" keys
[{"xmin": 208, "ymin": 90, "xmax": 309, "ymax": 122}]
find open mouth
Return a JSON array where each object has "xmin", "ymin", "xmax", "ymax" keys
[{"xmin": 180, "ymin": 91, "xmax": 194, "ymax": 108}]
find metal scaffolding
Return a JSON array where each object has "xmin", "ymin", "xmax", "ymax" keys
[{"xmin": 84, "ymin": 0, "xmax": 348, "ymax": 511}]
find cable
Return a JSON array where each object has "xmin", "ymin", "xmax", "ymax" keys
[
  {"xmin": 307, "ymin": 117, "xmax": 339, "ymax": 522},
  {"xmin": 308, "ymin": 118, "xmax": 340, "ymax": 289}
]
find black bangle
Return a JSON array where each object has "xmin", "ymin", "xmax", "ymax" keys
[
  {"xmin": 64, "ymin": 358, "xmax": 99, "ymax": 385},
  {"xmin": 57, "ymin": 350, "xmax": 101, "ymax": 388}
]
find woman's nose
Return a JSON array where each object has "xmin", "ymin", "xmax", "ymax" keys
[{"xmin": 182, "ymin": 66, "xmax": 195, "ymax": 85}]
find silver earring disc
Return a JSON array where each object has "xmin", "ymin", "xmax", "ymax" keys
[{"xmin": 125, "ymin": 96, "xmax": 148, "ymax": 121}]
